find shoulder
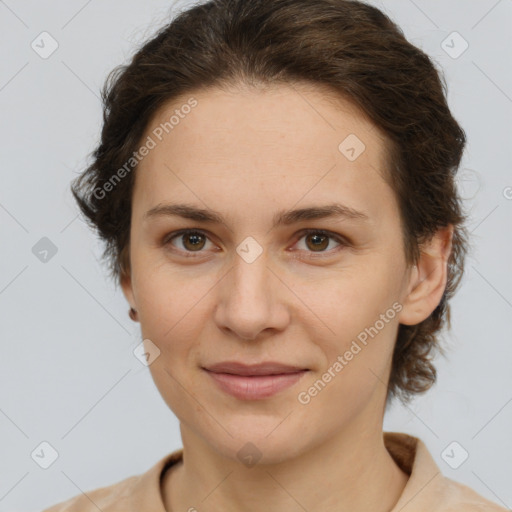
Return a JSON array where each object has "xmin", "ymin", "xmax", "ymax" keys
[
  {"xmin": 383, "ymin": 432, "xmax": 508, "ymax": 512},
  {"xmin": 40, "ymin": 449, "xmax": 183, "ymax": 512},
  {"xmin": 41, "ymin": 473, "xmax": 141, "ymax": 512},
  {"xmin": 435, "ymin": 475, "xmax": 509, "ymax": 512}
]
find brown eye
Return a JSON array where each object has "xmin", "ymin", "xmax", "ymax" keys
[
  {"xmin": 163, "ymin": 228, "xmax": 347, "ymax": 258},
  {"xmin": 181, "ymin": 232, "xmax": 206, "ymax": 251},
  {"xmin": 165, "ymin": 230, "xmax": 212, "ymax": 253},
  {"xmin": 305, "ymin": 232, "xmax": 330, "ymax": 251},
  {"xmin": 294, "ymin": 229, "xmax": 347, "ymax": 255}
]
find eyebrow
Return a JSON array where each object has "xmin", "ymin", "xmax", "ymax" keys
[{"xmin": 143, "ymin": 202, "xmax": 370, "ymax": 227}]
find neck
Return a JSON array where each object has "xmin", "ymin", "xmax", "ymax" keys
[{"xmin": 162, "ymin": 410, "xmax": 409, "ymax": 512}]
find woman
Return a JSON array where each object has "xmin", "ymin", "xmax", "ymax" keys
[{"xmin": 43, "ymin": 0, "xmax": 508, "ymax": 510}]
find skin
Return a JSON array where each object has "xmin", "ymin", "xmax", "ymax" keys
[{"xmin": 121, "ymin": 82, "xmax": 453, "ymax": 512}]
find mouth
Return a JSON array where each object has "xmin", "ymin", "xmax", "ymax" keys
[
  {"xmin": 202, "ymin": 360, "xmax": 309, "ymax": 376},
  {"xmin": 202, "ymin": 365, "xmax": 309, "ymax": 400}
]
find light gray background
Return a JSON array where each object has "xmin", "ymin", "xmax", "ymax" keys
[{"xmin": 0, "ymin": 1, "xmax": 511, "ymax": 511}]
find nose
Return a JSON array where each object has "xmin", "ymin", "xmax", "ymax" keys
[{"xmin": 213, "ymin": 252, "xmax": 290, "ymax": 341}]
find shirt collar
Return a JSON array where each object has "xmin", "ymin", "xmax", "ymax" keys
[{"xmin": 127, "ymin": 431, "xmax": 485, "ymax": 511}]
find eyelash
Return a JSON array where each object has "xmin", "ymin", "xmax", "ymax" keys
[{"xmin": 162, "ymin": 228, "xmax": 349, "ymax": 258}]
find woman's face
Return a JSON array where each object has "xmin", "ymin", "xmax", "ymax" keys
[{"xmin": 122, "ymin": 83, "xmax": 419, "ymax": 462}]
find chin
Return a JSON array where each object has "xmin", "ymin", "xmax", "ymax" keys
[{"xmin": 203, "ymin": 420, "xmax": 309, "ymax": 467}]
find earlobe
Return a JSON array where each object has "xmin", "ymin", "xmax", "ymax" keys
[{"xmin": 398, "ymin": 225, "xmax": 453, "ymax": 326}]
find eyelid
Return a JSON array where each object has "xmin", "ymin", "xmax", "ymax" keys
[
  {"xmin": 163, "ymin": 228, "xmax": 216, "ymax": 242},
  {"xmin": 163, "ymin": 227, "xmax": 350, "ymax": 256},
  {"xmin": 292, "ymin": 228, "xmax": 349, "ymax": 254}
]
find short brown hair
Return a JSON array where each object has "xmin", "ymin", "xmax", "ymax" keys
[{"xmin": 71, "ymin": 0, "xmax": 469, "ymax": 407}]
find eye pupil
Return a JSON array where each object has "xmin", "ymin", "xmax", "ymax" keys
[
  {"xmin": 306, "ymin": 233, "xmax": 329, "ymax": 251},
  {"xmin": 183, "ymin": 232, "xmax": 205, "ymax": 251}
]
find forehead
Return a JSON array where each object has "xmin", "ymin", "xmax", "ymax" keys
[{"xmin": 133, "ymin": 83, "xmax": 397, "ymax": 225}]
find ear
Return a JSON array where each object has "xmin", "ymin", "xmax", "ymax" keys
[
  {"xmin": 398, "ymin": 225, "xmax": 454, "ymax": 326},
  {"xmin": 120, "ymin": 271, "xmax": 136, "ymax": 312}
]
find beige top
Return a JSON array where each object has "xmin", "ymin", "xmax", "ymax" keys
[{"xmin": 41, "ymin": 431, "xmax": 508, "ymax": 511}]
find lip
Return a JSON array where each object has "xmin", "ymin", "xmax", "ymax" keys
[
  {"xmin": 203, "ymin": 361, "xmax": 308, "ymax": 376},
  {"xmin": 204, "ymin": 369, "xmax": 309, "ymax": 400}
]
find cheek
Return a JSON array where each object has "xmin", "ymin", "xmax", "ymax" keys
[
  {"xmin": 304, "ymin": 260, "xmax": 402, "ymax": 373},
  {"xmin": 298, "ymin": 285, "xmax": 399, "ymax": 419},
  {"xmin": 312, "ymin": 262, "xmax": 400, "ymax": 329},
  {"xmin": 131, "ymin": 240, "xmax": 216, "ymax": 325}
]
